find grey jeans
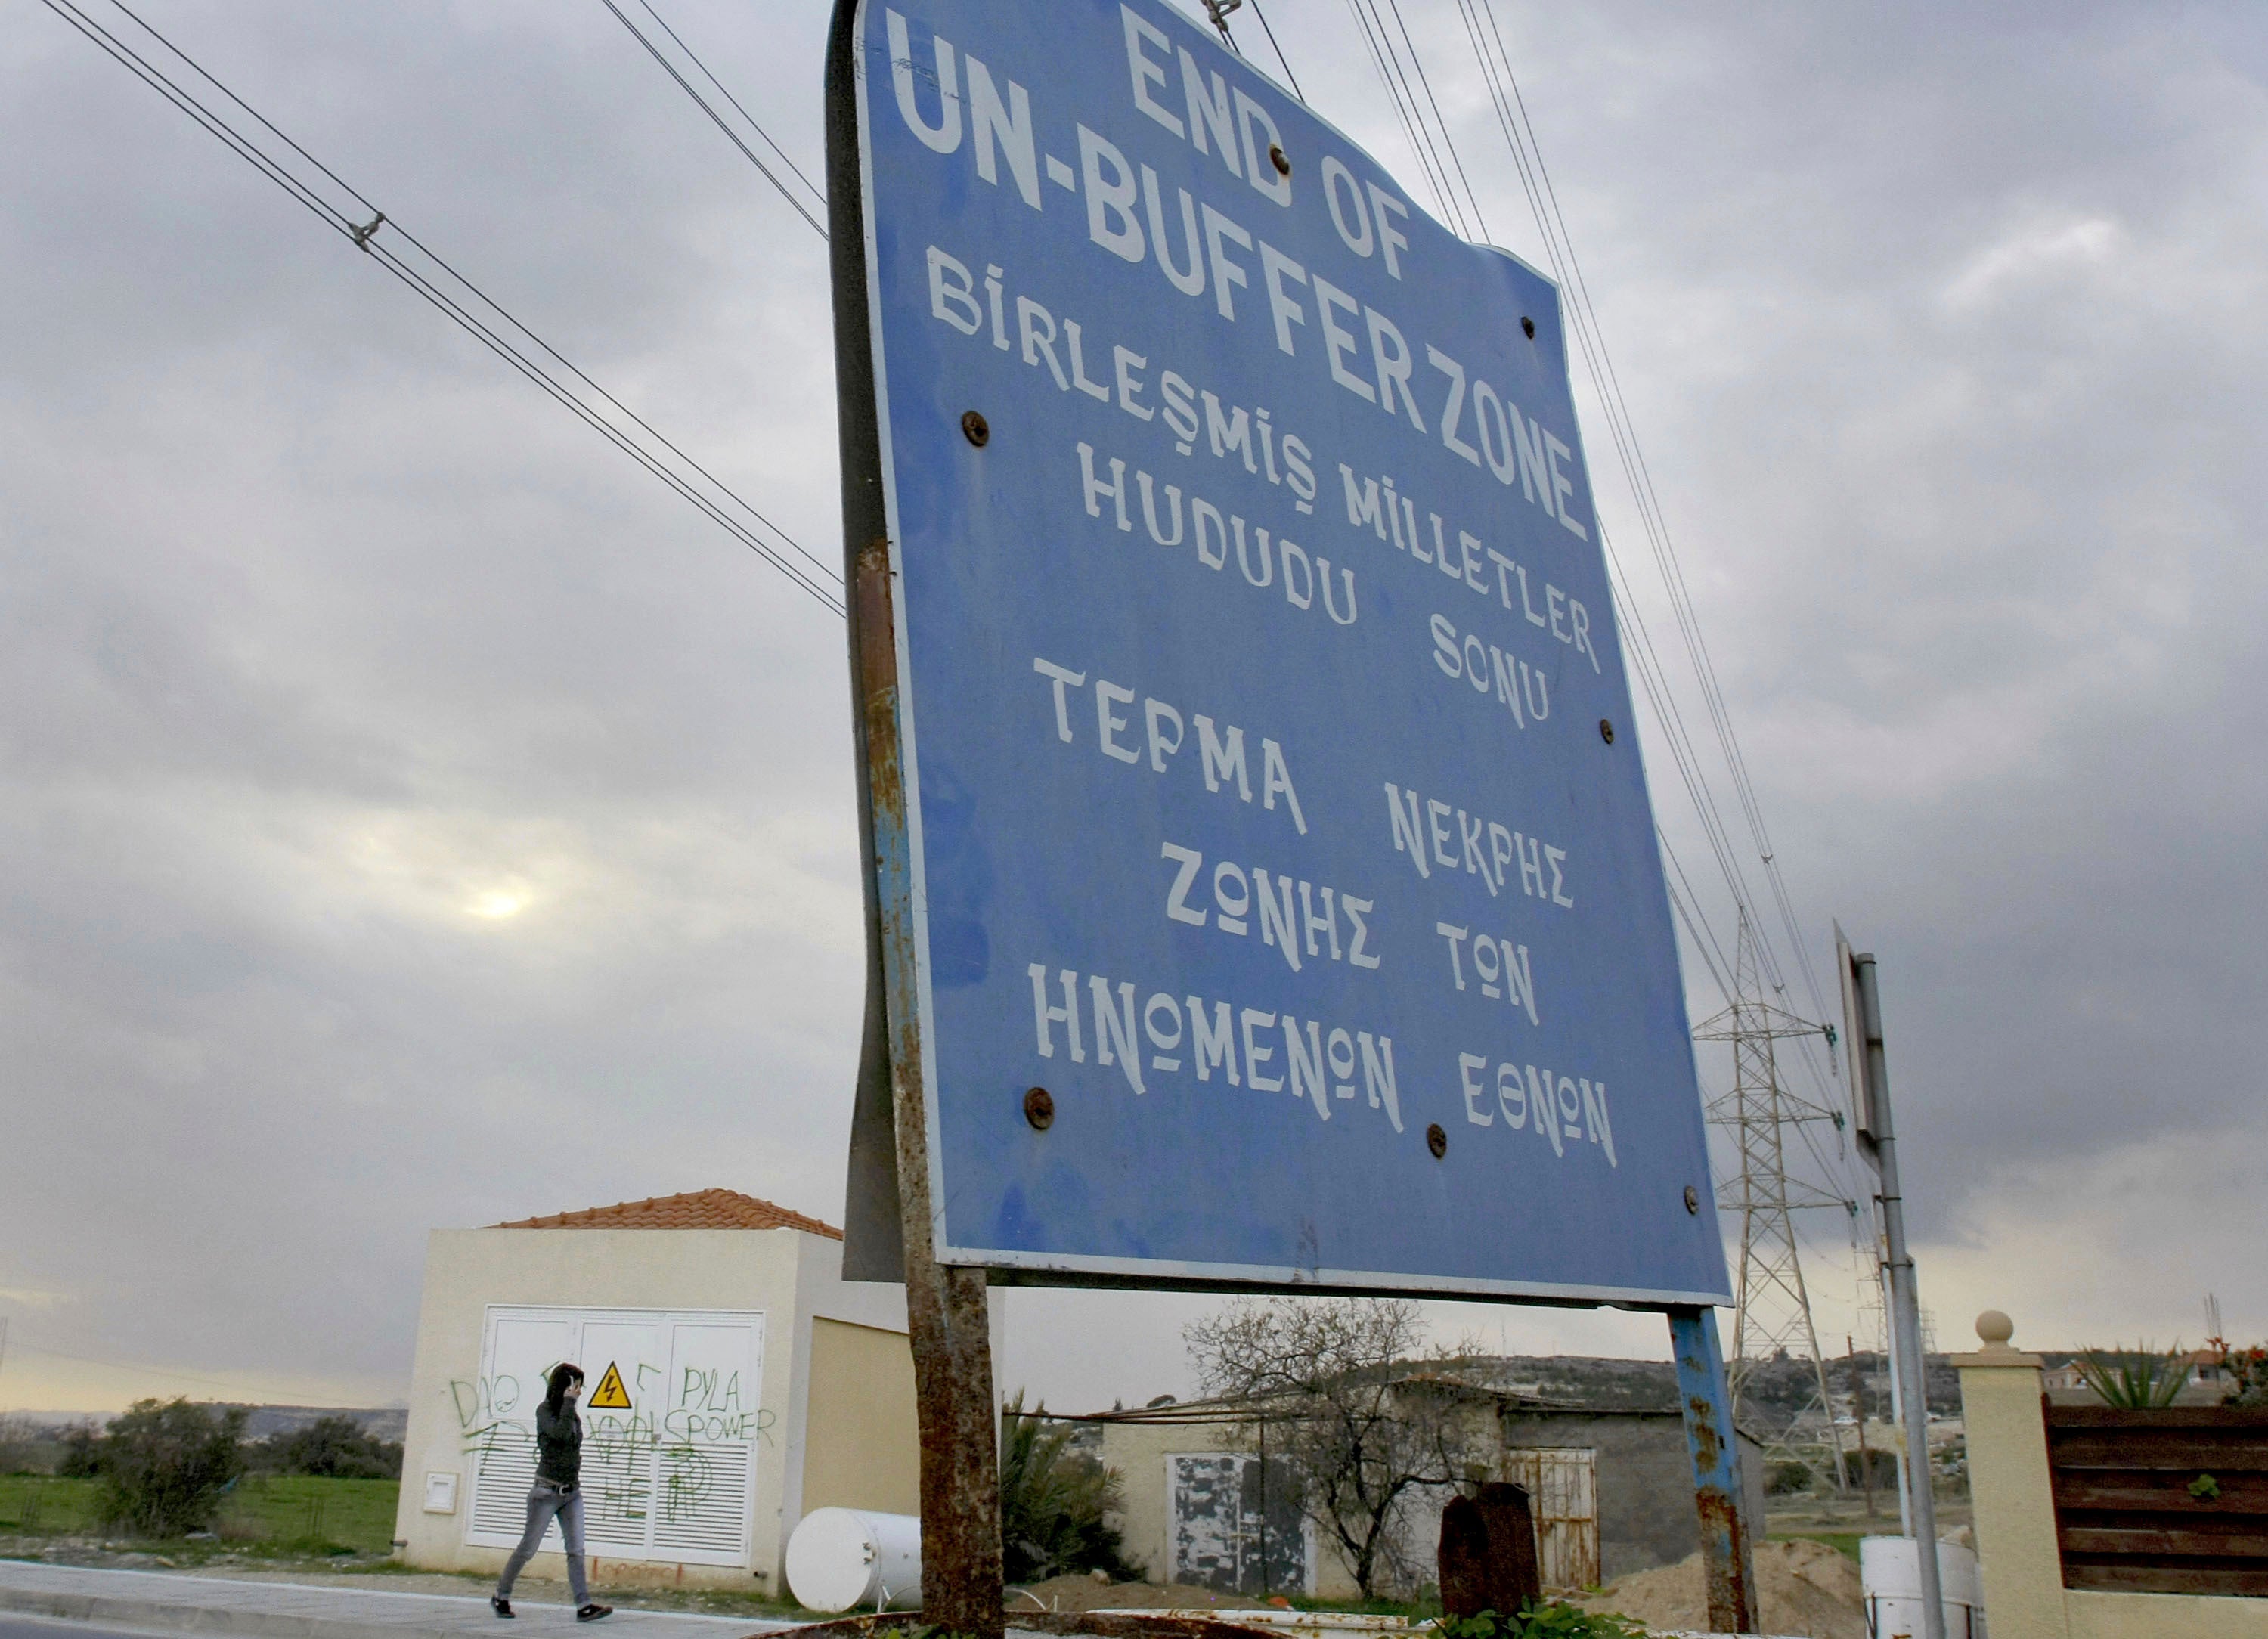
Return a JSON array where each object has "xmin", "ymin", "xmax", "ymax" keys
[{"xmin": 496, "ymin": 1480, "xmax": 587, "ymax": 1606}]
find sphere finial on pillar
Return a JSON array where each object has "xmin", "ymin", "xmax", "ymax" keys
[{"xmin": 1976, "ymin": 1309, "xmax": 2015, "ymax": 1349}]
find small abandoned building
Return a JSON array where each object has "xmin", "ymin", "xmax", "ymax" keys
[
  {"xmin": 1101, "ymin": 1370, "xmax": 1768, "ymax": 1597},
  {"xmin": 392, "ymin": 1189, "xmax": 931, "ymax": 1592}
]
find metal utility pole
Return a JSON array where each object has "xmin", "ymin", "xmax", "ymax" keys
[
  {"xmin": 1847, "ymin": 1334, "xmax": 1876, "ymax": 1520},
  {"xmin": 1694, "ymin": 912, "xmax": 1849, "ymax": 1491},
  {"xmin": 1838, "ymin": 929, "xmax": 1944, "ymax": 1639}
]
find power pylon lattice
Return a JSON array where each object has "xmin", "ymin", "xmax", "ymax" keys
[{"xmin": 1695, "ymin": 912, "xmax": 1850, "ymax": 1490}]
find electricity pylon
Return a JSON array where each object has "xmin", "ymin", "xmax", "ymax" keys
[{"xmin": 1694, "ymin": 911, "xmax": 1850, "ymax": 1490}]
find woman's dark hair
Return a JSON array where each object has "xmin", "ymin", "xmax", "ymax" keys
[{"xmin": 545, "ymin": 1363, "xmax": 584, "ymax": 1413}]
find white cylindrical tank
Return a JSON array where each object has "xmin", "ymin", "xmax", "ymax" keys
[
  {"xmin": 784, "ymin": 1507, "xmax": 922, "ymax": 1614},
  {"xmin": 1861, "ymin": 1537, "xmax": 1986, "ymax": 1639}
]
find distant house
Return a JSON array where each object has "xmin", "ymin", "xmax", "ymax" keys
[
  {"xmin": 1100, "ymin": 1366, "xmax": 1768, "ymax": 1598},
  {"xmin": 392, "ymin": 1189, "xmax": 940, "ymax": 1594},
  {"xmin": 2040, "ymin": 1351, "xmax": 2226, "ymax": 1405}
]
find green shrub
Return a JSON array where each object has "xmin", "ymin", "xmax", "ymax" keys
[
  {"xmin": 0, "ymin": 1415, "xmax": 48, "ymax": 1475},
  {"xmin": 1437, "ymin": 1602, "xmax": 1647, "ymax": 1639},
  {"xmin": 253, "ymin": 1417, "xmax": 402, "ymax": 1479},
  {"xmin": 57, "ymin": 1424, "xmax": 104, "ymax": 1479},
  {"xmin": 96, "ymin": 1399, "xmax": 246, "ymax": 1535},
  {"xmin": 1765, "ymin": 1460, "xmax": 1814, "ymax": 1495},
  {"xmin": 998, "ymin": 1390, "xmax": 1138, "ymax": 1583}
]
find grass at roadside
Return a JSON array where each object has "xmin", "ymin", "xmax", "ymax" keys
[
  {"xmin": 0, "ymin": 1476, "xmax": 101, "ymax": 1535},
  {"xmin": 0, "ymin": 1473, "xmax": 396, "ymax": 1557},
  {"xmin": 1287, "ymin": 1594, "xmax": 1444, "ymax": 1617},
  {"xmin": 222, "ymin": 1476, "xmax": 398, "ymax": 1554},
  {"xmin": 1766, "ymin": 1529, "xmax": 1862, "ymax": 1561}
]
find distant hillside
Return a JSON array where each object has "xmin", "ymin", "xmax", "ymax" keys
[
  {"xmin": 2, "ymin": 1403, "xmax": 407, "ymax": 1440},
  {"xmin": 1452, "ymin": 1352, "xmax": 1963, "ymax": 1432},
  {"xmin": 216, "ymin": 1405, "xmax": 409, "ymax": 1442}
]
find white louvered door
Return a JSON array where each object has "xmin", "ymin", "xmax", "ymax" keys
[{"xmin": 464, "ymin": 1307, "xmax": 764, "ymax": 1569}]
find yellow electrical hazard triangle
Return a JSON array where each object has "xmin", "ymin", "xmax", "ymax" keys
[{"xmin": 587, "ymin": 1362, "xmax": 632, "ymax": 1409}]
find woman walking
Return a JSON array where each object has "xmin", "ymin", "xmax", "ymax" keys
[{"xmin": 492, "ymin": 1364, "xmax": 612, "ymax": 1622}]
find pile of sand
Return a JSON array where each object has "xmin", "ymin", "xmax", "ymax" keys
[
  {"xmin": 1011, "ymin": 1573, "xmax": 1269, "ymax": 1614},
  {"xmin": 1576, "ymin": 1538, "xmax": 1864, "ymax": 1639}
]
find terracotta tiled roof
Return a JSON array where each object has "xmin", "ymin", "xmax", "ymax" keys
[{"xmin": 491, "ymin": 1188, "xmax": 842, "ymax": 1239}]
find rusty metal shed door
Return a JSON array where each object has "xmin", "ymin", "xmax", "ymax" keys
[{"xmin": 1167, "ymin": 1454, "xmax": 1306, "ymax": 1597}]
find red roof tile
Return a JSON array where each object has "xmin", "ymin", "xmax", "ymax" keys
[{"xmin": 491, "ymin": 1188, "xmax": 842, "ymax": 1239}]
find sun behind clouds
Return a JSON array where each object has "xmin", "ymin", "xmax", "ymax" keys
[{"xmin": 463, "ymin": 887, "xmax": 530, "ymax": 920}]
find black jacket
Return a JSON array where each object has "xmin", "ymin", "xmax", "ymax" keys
[{"xmin": 534, "ymin": 1399, "xmax": 581, "ymax": 1488}]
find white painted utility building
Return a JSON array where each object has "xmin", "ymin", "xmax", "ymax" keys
[{"xmin": 392, "ymin": 1189, "xmax": 926, "ymax": 1594}]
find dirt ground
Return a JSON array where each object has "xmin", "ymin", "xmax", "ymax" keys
[
  {"xmin": 1576, "ymin": 1538, "xmax": 1865, "ymax": 1639},
  {"xmin": 1010, "ymin": 1573, "xmax": 1269, "ymax": 1614}
]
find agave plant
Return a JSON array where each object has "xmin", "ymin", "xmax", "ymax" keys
[{"xmin": 2075, "ymin": 1342, "xmax": 2189, "ymax": 1408}]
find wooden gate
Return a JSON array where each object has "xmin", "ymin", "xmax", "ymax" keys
[{"xmin": 1500, "ymin": 1448, "xmax": 1600, "ymax": 1591}]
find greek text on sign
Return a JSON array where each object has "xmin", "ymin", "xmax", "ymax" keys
[{"xmin": 850, "ymin": 0, "xmax": 1730, "ymax": 1303}]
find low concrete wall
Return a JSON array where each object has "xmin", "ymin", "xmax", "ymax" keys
[
  {"xmin": 799, "ymin": 1317, "xmax": 919, "ymax": 1517},
  {"xmin": 1957, "ymin": 1309, "xmax": 2268, "ymax": 1639}
]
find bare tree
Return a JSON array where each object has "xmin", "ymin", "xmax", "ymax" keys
[{"xmin": 1187, "ymin": 1297, "xmax": 1483, "ymax": 1599}]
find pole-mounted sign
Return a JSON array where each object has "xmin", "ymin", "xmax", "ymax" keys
[
  {"xmin": 823, "ymin": 2, "xmax": 1746, "ymax": 1626},
  {"xmin": 1836, "ymin": 927, "xmax": 1945, "ymax": 1639},
  {"xmin": 834, "ymin": 0, "xmax": 1727, "ymax": 1306}
]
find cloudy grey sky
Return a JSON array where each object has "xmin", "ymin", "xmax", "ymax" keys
[{"xmin": 2, "ymin": 0, "xmax": 2263, "ymax": 1415}]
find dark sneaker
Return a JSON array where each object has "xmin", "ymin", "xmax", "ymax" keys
[
  {"xmin": 575, "ymin": 1606, "xmax": 613, "ymax": 1623},
  {"xmin": 491, "ymin": 1598, "xmax": 515, "ymax": 1619}
]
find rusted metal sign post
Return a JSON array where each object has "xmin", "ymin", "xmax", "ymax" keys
[
  {"xmin": 1671, "ymin": 1307, "xmax": 1761, "ymax": 1631},
  {"xmin": 824, "ymin": 1, "xmax": 1756, "ymax": 1630},
  {"xmin": 826, "ymin": 11, "xmax": 1005, "ymax": 1632}
]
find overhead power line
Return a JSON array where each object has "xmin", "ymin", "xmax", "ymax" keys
[
  {"xmin": 1329, "ymin": 0, "xmax": 1867, "ymax": 1238},
  {"xmin": 38, "ymin": 0, "xmax": 844, "ymax": 617},
  {"xmin": 1381, "ymin": 0, "xmax": 1489, "ymax": 240},
  {"xmin": 1461, "ymin": 0, "xmax": 1839, "ymax": 1059},
  {"xmin": 1244, "ymin": 0, "xmax": 1306, "ymax": 101},
  {"xmin": 1344, "ymin": 0, "xmax": 1464, "ymax": 237},
  {"xmin": 1330, "ymin": 0, "xmax": 1782, "ymax": 1041},
  {"xmin": 601, "ymin": 0, "xmax": 829, "ymax": 240}
]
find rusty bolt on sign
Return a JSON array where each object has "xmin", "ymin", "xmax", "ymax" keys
[
  {"xmin": 1599, "ymin": 718, "xmax": 1616, "ymax": 744},
  {"xmin": 1427, "ymin": 1123, "xmax": 1448, "ymax": 1159},
  {"xmin": 1023, "ymin": 1086, "xmax": 1055, "ymax": 1131},
  {"xmin": 961, "ymin": 409, "xmax": 990, "ymax": 447},
  {"xmin": 1269, "ymin": 143, "xmax": 1291, "ymax": 177},
  {"xmin": 1684, "ymin": 1185, "xmax": 1700, "ymax": 1214}
]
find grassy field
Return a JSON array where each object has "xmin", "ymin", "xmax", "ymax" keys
[
  {"xmin": 0, "ymin": 1475, "xmax": 100, "ymax": 1535},
  {"xmin": 222, "ymin": 1476, "xmax": 400, "ymax": 1554},
  {"xmin": 0, "ymin": 1473, "xmax": 398, "ymax": 1555}
]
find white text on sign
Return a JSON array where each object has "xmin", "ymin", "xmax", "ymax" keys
[
  {"xmin": 1034, "ymin": 655, "xmax": 1309, "ymax": 833},
  {"xmin": 1027, "ymin": 961, "xmax": 1402, "ymax": 1130},
  {"xmin": 1160, "ymin": 842, "xmax": 1380, "ymax": 974}
]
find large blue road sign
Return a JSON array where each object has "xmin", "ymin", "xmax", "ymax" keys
[{"xmin": 841, "ymin": 0, "xmax": 1730, "ymax": 1304}]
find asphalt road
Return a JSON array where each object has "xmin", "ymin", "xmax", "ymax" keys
[{"xmin": 1, "ymin": 1618, "xmax": 206, "ymax": 1639}]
